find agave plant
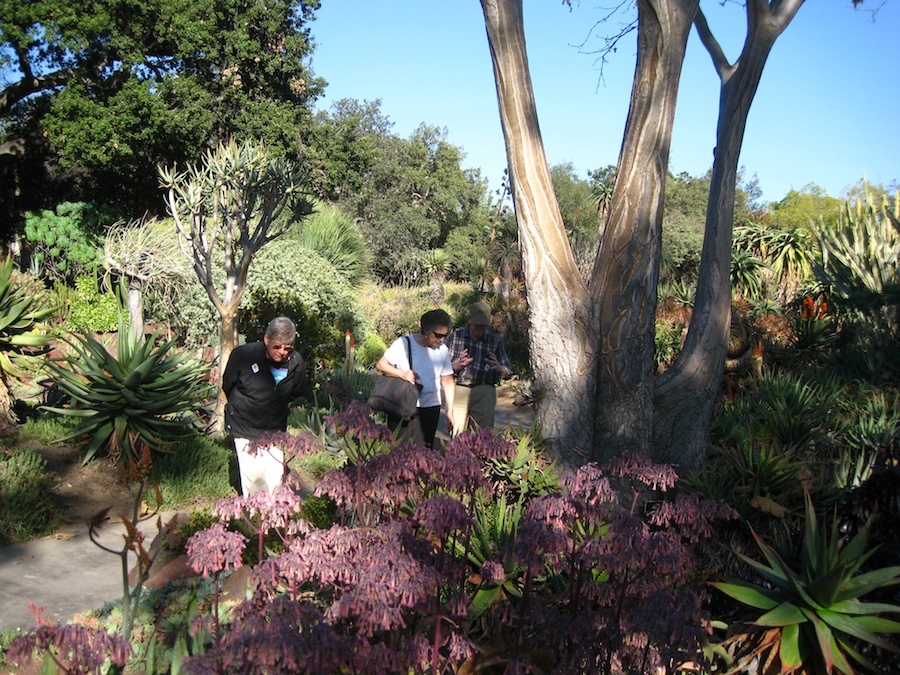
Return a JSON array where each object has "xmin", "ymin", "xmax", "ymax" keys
[
  {"xmin": 731, "ymin": 250, "xmax": 770, "ymax": 302},
  {"xmin": 0, "ymin": 255, "xmax": 57, "ymax": 423},
  {"xmin": 43, "ymin": 319, "xmax": 214, "ymax": 464},
  {"xmin": 713, "ymin": 493, "xmax": 900, "ymax": 674}
]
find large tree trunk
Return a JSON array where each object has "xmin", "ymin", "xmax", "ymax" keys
[
  {"xmin": 588, "ymin": 0, "xmax": 698, "ymax": 463},
  {"xmin": 481, "ymin": 0, "xmax": 595, "ymax": 468},
  {"xmin": 653, "ymin": 0, "xmax": 804, "ymax": 471}
]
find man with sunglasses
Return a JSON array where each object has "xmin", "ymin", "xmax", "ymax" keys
[
  {"xmin": 447, "ymin": 301, "xmax": 512, "ymax": 436},
  {"xmin": 376, "ymin": 308, "xmax": 455, "ymax": 448}
]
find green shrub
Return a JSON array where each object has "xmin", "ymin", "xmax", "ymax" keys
[
  {"xmin": 299, "ymin": 494, "xmax": 338, "ymax": 530},
  {"xmin": 0, "ymin": 447, "xmax": 58, "ymax": 544},
  {"xmin": 354, "ymin": 331, "xmax": 386, "ymax": 367},
  {"xmin": 244, "ymin": 242, "xmax": 360, "ymax": 333},
  {"xmin": 356, "ymin": 282, "xmax": 429, "ymax": 342},
  {"xmin": 22, "ymin": 202, "xmax": 116, "ymax": 283},
  {"xmin": 238, "ymin": 287, "xmax": 343, "ymax": 369},
  {"xmin": 147, "ymin": 435, "xmax": 235, "ymax": 510},
  {"xmin": 289, "ymin": 202, "xmax": 371, "ymax": 286},
  {"xmin": 67, "ymin": 275, "xmax": 120, "ymax": 333},
  {"xmin": 155, "ymin": 241, "xmax": 362, "ymax": 354}
]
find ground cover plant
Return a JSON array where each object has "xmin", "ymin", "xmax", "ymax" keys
[{"xmin": 4, "ymin": 404, "xmax": 735, "ymax": 674}]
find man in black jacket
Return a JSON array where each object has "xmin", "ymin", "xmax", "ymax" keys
[{"xmin": 222, "ymin": 316, "xmax": 306, "ymax": 495}]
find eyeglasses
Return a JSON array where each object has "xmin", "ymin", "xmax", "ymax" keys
[{"xmin": 431, "ymin": 330, "xmax": 448, "ymax": 339}]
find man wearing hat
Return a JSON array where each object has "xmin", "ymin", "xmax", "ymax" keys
[{"xmin": 447, "ymin": 301, "xmax": 513, "ymax": 436}]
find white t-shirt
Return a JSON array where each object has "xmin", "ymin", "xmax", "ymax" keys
[{"xmin": 383, "ymin": 335, "xmax": 453, "ymax": 408}]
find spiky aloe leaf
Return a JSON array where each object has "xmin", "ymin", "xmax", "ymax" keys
[
  {"xmin": 779, "ymin": 622, "xmax": 803, "ymax": 670},
  {"xmin": 711, "ymin": 580, "xmax": 781, "ymax": 611},
  {"xmin": 756, "ymin": 601, "xmax": 807, "ymax": 628},
  {"xmin": 837, "ymin": 566, "xmax": 900, "ymax": 603}
]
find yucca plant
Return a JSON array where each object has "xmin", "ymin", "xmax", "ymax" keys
[
  {"xmin": 713, "ymin": 493, "xmax": 900, "ymax": 674},
  {"xmin": 43, "ymin": 319, "xmax": 214, "ymax": 464},
  {"xmin": 0, "ymin": 255, "xmax": 57, "ymax": 424}
]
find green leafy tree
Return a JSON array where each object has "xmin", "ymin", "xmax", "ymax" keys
[
  {"xmin": 0, "ymin": 0, "xmax": 323, "ymax": 221},
  {"xmin": 307, "ymin": 100, "xmax": 493, "ymax": 286},
  {"xmin": 771, "ymin": 183, "xmax": 843, "ymax": 230}
]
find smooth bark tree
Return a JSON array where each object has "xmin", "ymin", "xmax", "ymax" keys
[
  {"xmin": 480, "ymin": 0, "xmax": 698, "ymax": 468},
  {"xmin": 654, "ymin": 0, "xmax": 804, "ymax": 468},
  {"xmin": 481, "ymin": 0, "xmax": 813, "ymax": 470}
]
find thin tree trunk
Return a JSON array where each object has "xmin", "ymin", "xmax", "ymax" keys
[
  {"xmin": 127, "ymin": 280, "xmax": 143, "ymax": 342},
  {"xmin": 588, "ymin": 0, "xmax": 698, "ymax": 463},
  {"xmin": 481, "ymin": 0, "xmax": 595, "ymax": 468},
  {"xmin": 654, "ymin": 0, "xmax": 803, "ymax": 471}
]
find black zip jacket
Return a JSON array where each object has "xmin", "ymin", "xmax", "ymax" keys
[{"xmin": 222, "ymin": 341, "xmax": 306, "ymax": 440}]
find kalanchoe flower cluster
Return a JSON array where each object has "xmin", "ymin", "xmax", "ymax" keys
[
  {"xmin": 447, "ymin": 427, "xmax": 517, "ymax": 462},
  {"xmin": 187, "ymin": 521, "xmax": 247, "ymax": 578},
  {"xmin": 603, "ymin": 449, "xmax": 678, "ymax": 491},
  {"xmin": 183, "ymin": 596, "xmax": 394, "ymax": 675},
  {"xmin": 8, "ymin": 622, "xmax": 134, "ymax": 674},
  {"xmin": 214, "ymin": 484, "xmax": 306, "ymax": 535},
  {"xmin": 326, "ymin": 400, "xmax": 395, "ymax": 464},
  {"xmin": 252, "ymin": 429, "xmax": 323, "ymax": 462},
  {"xmin": 178, "ymin": 404, "xmax": 732, "ymax": 674}
]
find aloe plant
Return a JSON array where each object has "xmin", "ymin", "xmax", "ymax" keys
[
  {"xmin": 713, "ymin": 493, "xmax": 900, "ymax": 674},
  {"xmin": 43, "ymin": 320, "xmax": 214, "ymax": 464},
  {"xmin": 0, "ymin": 255, "xmax": 57, "ymax": 423}
]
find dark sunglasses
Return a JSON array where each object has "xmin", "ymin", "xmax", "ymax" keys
[{"xmin": 431, "ymin": 330, "xmax": 448, "ymax": 339}]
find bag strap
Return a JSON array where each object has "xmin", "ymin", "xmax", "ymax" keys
[{"xmin": 404, "ymin": 335, "xmax": 414, "ymax": 372}]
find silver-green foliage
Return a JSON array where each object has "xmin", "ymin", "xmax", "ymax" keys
[
  {"xmin": 812, "ymin": 189, "xmax": 900, "ymax": 377},
  {"xmin": 813, "ymin": 190, "xmax": 900, "ymax": 308},
  {"xmin": 44, "ymin": 321, "xmax": 214, "ymax": 464}
]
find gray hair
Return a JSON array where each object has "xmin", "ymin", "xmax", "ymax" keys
[{"xmin": 265, "ymin": 316, "xmax": 296, "ymax": 344}]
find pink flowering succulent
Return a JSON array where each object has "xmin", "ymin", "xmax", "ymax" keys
[
  {"xmin": 8, "ymin": 620, "xmax": 134, "ymax": 673},
  {"xmin": 186, "ymin": 521, "xmax": 247, "ymax": 578}
]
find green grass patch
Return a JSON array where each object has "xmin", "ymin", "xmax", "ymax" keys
[
  {"xmin": 0, "ymin": 446, "xmax": 58, "ymax": 544},
  {"xmin": 16, "ymin": 413, "xmax": 80, "ymax": 446},
  {"xmin": 147, "ymin": 435, "xmax": 235, "ymax": 510}
]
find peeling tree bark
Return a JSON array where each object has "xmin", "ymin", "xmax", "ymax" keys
[
  {"xmin": 481, "ymin": 0, "xmax": 595, "ymax": 468},
  {"xmin": 589, "ymin": 0, "xmax": 698, "ymax": 463},
  {"xmin": 653, "ymin": 0, "xmax": 805, "ymax": 471}
]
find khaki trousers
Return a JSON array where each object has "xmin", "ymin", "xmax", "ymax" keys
[{"xmin": 452, "ymin": 383, "xmax": 497, "ymax": 436}]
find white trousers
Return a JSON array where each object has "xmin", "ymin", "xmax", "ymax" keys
[{"xmin": 234, "ymin": 438, "xmax": 285, "ymax": 496}]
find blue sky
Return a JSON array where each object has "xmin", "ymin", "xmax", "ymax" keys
[{"xmin": 309, "ymin": 1, "xmax": 899, "ymax": 204}]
